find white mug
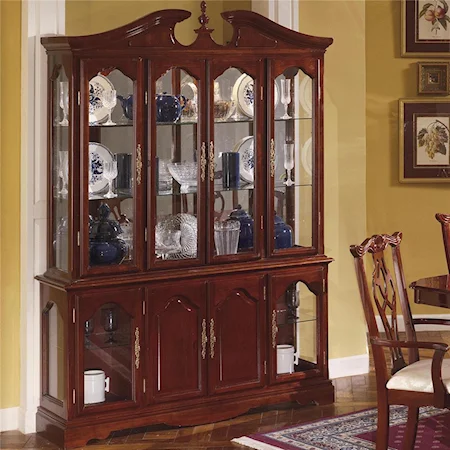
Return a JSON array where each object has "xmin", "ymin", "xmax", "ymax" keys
[
  {"xmin": 84, "ymin": 370, "xmax": 110, "ymax": 404},
  {"xmin": 276, "ymin": 344, "xmax": 299, "ymax": 374}
]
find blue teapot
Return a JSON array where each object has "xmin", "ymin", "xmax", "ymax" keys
[
  {"xmin": 156, "ymin": 92, "xmax": 186, "ymax": 123},
  {"xmin": 89, "ymin": 204, "xmax": 128, "ymax": 266},
  {"xmin": 228, "ymin": 205, "xmax": 254, "ymax": 250},
  {"xmin": 117, "ymin": 95, "xmax": 133, "ymax": 120},
  {"xmin": 274, "ymin": 212, "xmax": 293, "ymax": 249}
]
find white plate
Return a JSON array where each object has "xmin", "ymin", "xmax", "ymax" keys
[
  {"xmin": 180, "ymin": 79, "xmax": 198, "ymax": 101},
  {"xmin": 89, "ymin": 142, "xmax": 114, "ymax": 194},
  {"xmin": 233, "ymin": 136, "xmax": 254, "ymax": 183},
  {"xmin": 89, "ymin": 74, "xmax": 115, "ymax": 124},
  {"xmin": 299, "ymin": 77, "xmax": 312, "ymax": 117},
  {"xmin": 301, "ymin": 137, "xmax": 312, "ymax": 177},
  {"xmin": 232, "ymin": 74, "xmax": 280, "ymax": 118}
]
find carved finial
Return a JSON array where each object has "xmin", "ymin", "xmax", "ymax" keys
[{"xmin": 197, "ymin": 1, "xmax": 210, "ymax": 31}]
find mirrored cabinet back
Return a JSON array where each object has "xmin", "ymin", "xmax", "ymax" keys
[{"xmin": 37, "ymin": 3, "xmax": 334, "ymax": 448}]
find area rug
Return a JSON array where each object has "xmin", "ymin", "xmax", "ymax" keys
[{"xmin": 232, "ymin": 405, "xmax": 450, "ymax": 450}]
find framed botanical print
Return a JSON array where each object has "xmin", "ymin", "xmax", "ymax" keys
[
  {"xmin": 399, "ymin": 99, "xmax": 450, "ymax": 182},
  {"xmin": 402, "ymin": 0, "xmax": 450, "ymax": 56},
  {"xmin": 418, "ymin": 62, "xmax": 449, "ymax": 94}
]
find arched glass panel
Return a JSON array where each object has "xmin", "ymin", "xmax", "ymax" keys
[
  {"xmin": 273, "ymin": 69, "xmax": 313, "ymax": 251},
  {"xmin": 154, "ymin": 68, "xmax": 199, "ymax": 261},
  {"xmin": 213, "ymin": 68, "xmax": 256, "ymax": 256},
  {"xmin": 87, "ymin": 69, "xmax": 135, "ymax": 267}
]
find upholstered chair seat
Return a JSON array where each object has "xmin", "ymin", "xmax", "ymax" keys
[{"xmin": 387, "ymin": 359, "xmax": 450, "ymax": 393}]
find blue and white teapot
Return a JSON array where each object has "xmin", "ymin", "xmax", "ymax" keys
[{"xmin": 156, "ymin": 92, "xmax": 186, "ymax": 123}]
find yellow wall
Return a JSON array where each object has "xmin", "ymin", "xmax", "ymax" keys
[
  {"xmin": 366, "ymin": 0, "xmax": 449, "ymax": 315},
  {"xmin": 300, "ymin": 1, "xmax": 368, "ymax": 359},
  {"xmin": 0, "ymin": 0, "xmax": 22, "ymax": 409}
]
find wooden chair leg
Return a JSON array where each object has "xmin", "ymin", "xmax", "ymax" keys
[
  {"xmin": 403, "ymin": 406, "xmax": 419, "ymax": 450},
  {"xmin": 376, "ymin": 398, "xmax": 389, "ymax": 450}
]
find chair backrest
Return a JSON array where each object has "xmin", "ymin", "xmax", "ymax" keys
[
  {"xmin": 435, "ymin": 213, "xmax": 450, "ymax": 273},
  {"xmin": 350, "ymin": 232, "xmax": 418, "ymax": 377}
]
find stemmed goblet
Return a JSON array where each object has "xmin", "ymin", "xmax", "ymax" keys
[
  {"xmin": 84, "ymin": 318, "xmax": 94, "ymax": 348},
  {"xmin": 102, "ymin": 308, "xmax": 118, "ymax": 344},
  {"xmin": 286, "ymin": 284, "xmax": 300, "ymax": 323},
  {"xmin": 103, "ymin": 159, "xmax": 118, "ymax": 198},
  {"xmin": 280, "ymin": 78, "xmax": 292, "ymax": 120},
  {"xmin": 59, "ymin": 81, "xmax": 69, "ymax": 126},
  {"xmin": 102, "ymin": 89, "xmax": 117, "ymax": 126},
  {"xmin": 283, "ymin": 141, "xmax": 294, "ymax": 187},
  {"xmin": 58, "ymin": 150, "xmax": 69, "ymax": 196}
]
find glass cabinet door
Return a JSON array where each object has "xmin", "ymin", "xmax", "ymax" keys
[
  {"xmin": 81, "ymin": 60, "xmax": 143, "ymax": 275},
  {"xmin": 50, "ymin": 58, "xmax": 71, "ymax": 274},
  {"xmin": 269, "ymin": 270, "xmax": 323, "ymax": 383},
  {"xmin": 150, "ymin": 64, "xmax": 205, "ymax": 267},
  {"xmin": 78, "ymin": 287, "xmax": 143, "ymax": 413},
  {"xmin": 269, "ymin": 64, "xmax": 316, "ymax": 255},
  {"xmin": 209, "ymin": 63, "xmax": 262, "ymax": 262}
]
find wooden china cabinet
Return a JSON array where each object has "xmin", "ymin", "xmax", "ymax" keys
[{"xmin": 37, "ymin": 3, "xmax": 334, "ymax": 448}]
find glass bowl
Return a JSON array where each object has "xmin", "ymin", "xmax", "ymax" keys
[{"xmin": 167, "ymin": 162, "xmax": 198, "ymax": 193}]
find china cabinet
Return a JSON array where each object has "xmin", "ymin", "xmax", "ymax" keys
[{"xmin": 37, "ymin": 3, "xmax": 333, "ymax": 448}]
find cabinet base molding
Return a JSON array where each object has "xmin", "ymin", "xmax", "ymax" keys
[{"xmin": 37, "ymin": 380, "xmax": 334, "ymax": 449}]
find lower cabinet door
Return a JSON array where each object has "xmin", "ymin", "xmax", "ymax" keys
[
  {"xmin": 208, "ymin": 274, "xmax": 265, "ymax": 394},
  {"xmin": 148, "ymin": 280, "xmax": 207, "ymax": 402},
  {"xmin": 76, "ymin": 286, "xmax": 144, "ymax": 415}
]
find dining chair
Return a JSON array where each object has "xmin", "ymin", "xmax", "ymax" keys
[
  {"xmin": 350, "ymin": 232, "xmax": 450, "ymax": 450},
  {"xmin": 436, "ymin": 213, "xmax": 450, "ymax": 272}
]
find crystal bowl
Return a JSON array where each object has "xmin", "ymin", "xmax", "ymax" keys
[{"xmin": 167, "ymin": 162, "xmax": 198, "ymax": 193}]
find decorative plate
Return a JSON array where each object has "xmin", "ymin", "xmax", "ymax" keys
[
  {"xmin": 301, "ymin": 137, "xmax": 313, "ymax": 177},
  {"xmin": 180, "ymin": 78, "xmax": 198, "ymax": 101},
  {"xmin": 89, "ymin": 74, "xmax": 115, "ymax": 124},
  {"xmin": 89, "ymin": 142, "xmax": 114, "ymax": 194},
  {"xmin": 233, "ymin": 136, "xmax": 254, "ymax": 183},
  {"xmin": 299, "ymin": 76, "xmax": 313, "ymax": 117},
  {"xmin": 232, "ymin": 75, "xmax": 280, "ymax": 118}
]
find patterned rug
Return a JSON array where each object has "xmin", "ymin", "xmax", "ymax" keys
[{"xmin": 232, "ymin": 406, "xmax": 450, "ymax": 449}]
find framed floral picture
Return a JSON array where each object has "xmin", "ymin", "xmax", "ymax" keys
[
  {"xmin": 402, "ymin": 0, "xmax": 450, "ymax": 56},
  {"xmin": 400, "ymin": 99, "xmax": 450, "ymax": 182}
]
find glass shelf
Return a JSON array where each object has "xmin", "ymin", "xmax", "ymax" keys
[
  {"xmin": 274, "ymin": 181, "xmax": 313, "ymax": 189},
  {"xmin": 88, "ymin": 122, "xmax": 133, "ymax": 128},
  {"xmin": 89, "ymin": 193, "xmax": 132, "ymax": 201},
  {"xmin": 154, "ymin": 116, "xmax": 312, "ymax": 127}
]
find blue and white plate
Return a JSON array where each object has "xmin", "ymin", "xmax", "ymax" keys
[
  {"xmin": 232, "ymin": 136, "xmax": 254, "ymax": 183},
  {"xmin": 89, "ymin": 142, "xmax": 113, "ymax": 194},
  {"xmin": 89, "ymin": 74, "xmax": 115, "ymax": 124},
  {"xmin": 232, "ymin": 74, "xmax": 280, "ymax": 119}
]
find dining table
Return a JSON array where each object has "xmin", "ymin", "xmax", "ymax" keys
[{"xmin": 410, "ymin": 275, "xmax": 450, "ymax": 309}]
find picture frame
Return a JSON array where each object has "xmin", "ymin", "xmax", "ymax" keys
[
  {"xmin": 400, "ymin": 99, "xmax": 450, "ymax": 182},
  {"xmin": 402, "ymin": 0, "xmax": 450, "ymax": 57},
  {"xmin": 418, "ymin": 62, "xmax": 449, "ymax": 94}
]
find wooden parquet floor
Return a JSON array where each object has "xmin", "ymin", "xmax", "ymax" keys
[{"xmin": 2, "ymin": 330, "xmax": 449, "ymax": 450}]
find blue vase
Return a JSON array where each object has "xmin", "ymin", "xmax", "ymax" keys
[
  {"xmin": 274, "ymin": 213, "xmax": 293, "ymax": 249},
  {"xmin": 228, "ymin": 205, "xmax": 254, "ymax": 250}
]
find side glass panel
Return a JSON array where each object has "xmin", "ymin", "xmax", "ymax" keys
[
  {"xmin": 42, "ymin": 301, "xmax": 66, "ymax": 401},
  {"xmin": 83, "ymin": 302, "xmax": 133, "ymax": 406},
  {"xmin": 52, "ymin": 61, "xmax": 70, "ymax": 271},
  {"xmin": 154, "ymin": 68, "xmax": 199, "ymax": 261},
  {"xmin": 273, "ymin": 69, "xmax": 313, "ymax": 251},
  {"xmin": 213, "ymin": 68, "xmax": 256, "ymax": 257},
  {"xmin": 275, "ymin": 281, "xmax": 317, "ymax": 376},
  {"xmin": 88, "ymin": 69, "xmax": 135, "ymax": 267}
]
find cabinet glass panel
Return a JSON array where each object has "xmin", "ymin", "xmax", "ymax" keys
[
  {"xmin": 273, "ymin": 69, "xmax": 313, "ymax": 251},
  {"xmin": 88, "ymin": 69, "xmax": 135, "ymax": 267},
  {"xmin": 42, "ymin": 301, "xmax": 66, "ymax": 401},
  {"xmin": 155, "ymin": 68, "xmax": 199, "ymax": 261},
  {"xmin": 52, "ymin": 62, "xmax": 70, "ymax": 272},
  {"xmin": 275, "ymin": 281, "xmax": 317, "ymax": 376},
  {"xmin": 213, "ymin": 68, "xmax": 256, "ymax": 256},
  {"xmin": 83, "ymin": 302, "xmax": 132, "ymax": 406}
]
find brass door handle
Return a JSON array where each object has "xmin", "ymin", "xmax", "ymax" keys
[
  {"xmin": 201, "ymin": 318, "xmax": 208, "ymax": 359},
  {"xmin": 136, "ymin": 144, "xmax": 143, "ymax": 185},
  {"xmin": 270, "ymin": 138, "xmax": 275, "ymax": 178},
  {"xmin": 210, "ymin": 318, "xmax": 216, "ymax": 358},
  {"xmin": 209, "ymin": 141, "xmax": 215, "ymax": 182},
  {"xmin": 272, "ymin": 310, "xmax": 278, "ymax": 349},
  {"xmin": 200, "ymin": 142, "xmax": 207, "ymax": 182},
  {"xmin": 135, "ymin": 327, "xmax": 141, "ymax": 369}
]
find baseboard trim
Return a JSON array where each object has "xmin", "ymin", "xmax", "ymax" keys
[
  {"xmin": 376, "ymin": 314, "xmax": 450, "ymax": 332},
  {"xmin": 0, "ymin": 407, "xmax": 20, "ymax": 431},
  {"xmin": 329, "ymin": 354, "xmax": 369, "ymax": 379}
]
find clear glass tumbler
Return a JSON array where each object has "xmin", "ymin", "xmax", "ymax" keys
[{"xmin": 214, "ymin": 220, "xmax": 240, "ymax": 255}]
